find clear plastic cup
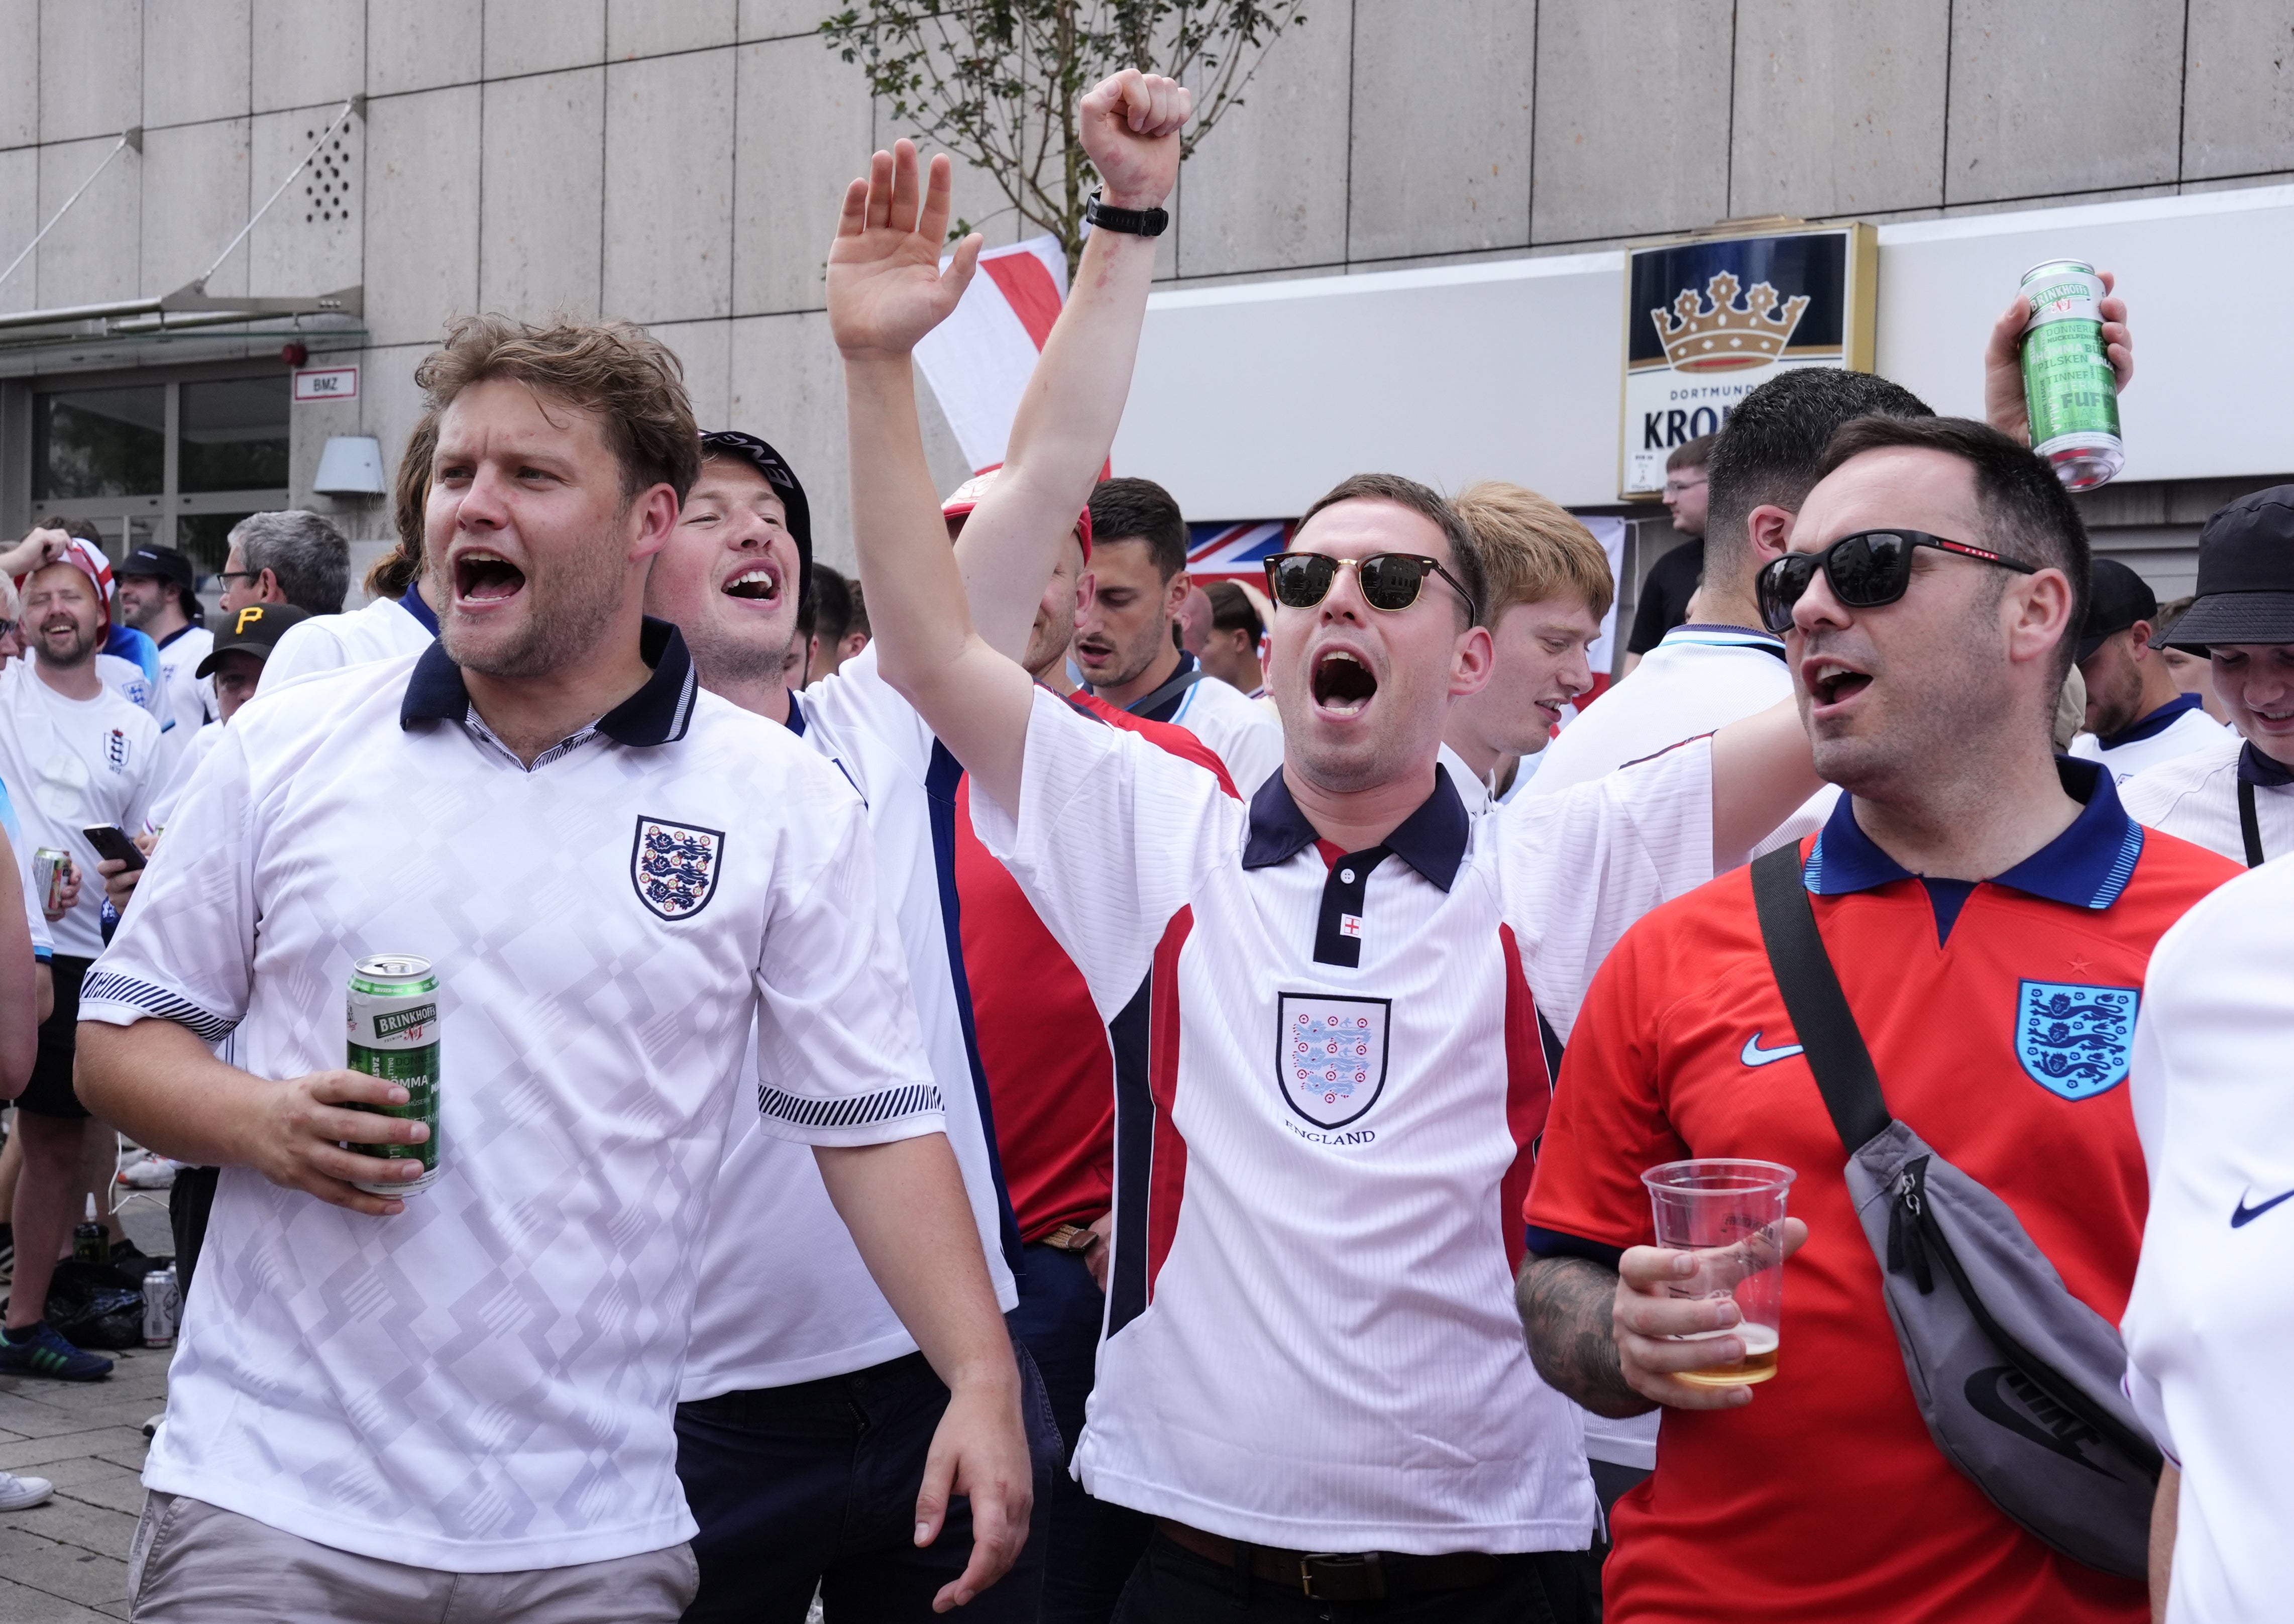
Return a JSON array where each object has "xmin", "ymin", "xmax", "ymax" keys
[{"xmin": 1641, "ymin": 1158, "xmax": 1796, "ymax": 1386}]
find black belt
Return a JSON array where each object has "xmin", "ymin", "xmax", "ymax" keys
[{"xmin": 1156, "ymin": 1520, "xmax": 1501, "ymax": 1601}]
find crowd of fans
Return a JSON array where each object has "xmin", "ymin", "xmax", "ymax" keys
[{"xmin": 0, "ymin": 67, "xmax": 2282, "ymax": 1624}]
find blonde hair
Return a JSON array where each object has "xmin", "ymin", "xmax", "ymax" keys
[{"xmin": 1451, "ymin": 481, "xmax": 1615, "ymax": 623}]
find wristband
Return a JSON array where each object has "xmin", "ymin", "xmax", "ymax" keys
[{"xmin": 1084, "ymin": 190, "xmax": 1168, "ymax": 239}]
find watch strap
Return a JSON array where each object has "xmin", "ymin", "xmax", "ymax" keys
[{"xmin": 1084, "ymin": 191, "xmax": 1169, "ymax": 238}]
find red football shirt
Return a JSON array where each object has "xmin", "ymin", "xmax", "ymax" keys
[
  {"xmin": 956, "ymin": 690, "xmax": 1237, "ymax": 1241},
  {"xmin": 1526, "ymin": 770, "xmax": 2236, "ymax": 1623}
]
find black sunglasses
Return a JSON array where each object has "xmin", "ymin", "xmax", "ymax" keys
[
  {"xmin": 1756, "ymin": 528, "xmax": 2038, "ymax": 635},
  {"xmin": 1263, "ymin": 552, "xmax": 1479, "ymax": 618}
]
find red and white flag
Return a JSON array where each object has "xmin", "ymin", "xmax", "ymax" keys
[{"xmin": 914, "ymin": 236, "xmax": 1068, "ymax": 474}]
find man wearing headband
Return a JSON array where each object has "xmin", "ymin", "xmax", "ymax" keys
[{"xmin": 2119, "ymin": 487, "xmax": 2294, "ymax": 866}]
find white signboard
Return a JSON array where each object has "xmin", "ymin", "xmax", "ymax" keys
[{"xmin": 292, "ymin": 365, "xmax": 359, "ymax": 404}]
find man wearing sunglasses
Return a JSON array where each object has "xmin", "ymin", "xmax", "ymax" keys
[
  {"xmin": 1523, "ymin": 415, "xmax": 2238, "ymax": 1624},
  {"xmin": 838, "ymin": 171, "xmax": 1821, "ymax": 1618}
]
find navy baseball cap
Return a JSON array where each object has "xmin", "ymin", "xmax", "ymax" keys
[
  {"xmin": 2075, "ymin": 558, "xmax": 2158, "ymax": 663},
  {"xmin": 2156, "ymin": 484, "xmax": 2294, "ymax": 651},
  {"xmin": 119, "ymin": 545, "xmax": 204, "ymax": 624},
  {"xmin": 697, "ymin": 430, "xmax": 812, "ymax": 615}
]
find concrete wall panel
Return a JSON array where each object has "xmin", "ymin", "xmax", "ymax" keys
[
  {"xmin": 41, "ymin": 0, "xmax": 142, "ymax": 144},
  {"xmin": 353, "ymin": 340, "xmax": 435, "ymax": 508},
  {"xmin": 1945, "ymin": 0, "xmax": 2183, "ymax": 204},
  {"xmin": 37, "ymin": 135, "xmax": 140, "ymax": 306},
  {"xmin": 363, "ymin": 84, "xmax": 480, "ymax": 348},
  {"xmin": 480, "ymin": 68, "xmax": 605, "ymax": 321},
  {"xmin": 139, "ymin": 118, "xmax": 250, "ymax": 299},
  {"xmin": 729, "ymin": 310, "xmax": 850, "ymax": 563},
  {"xmin": 734, "ymin": 37, "xmax": 873, "ymax": 315},
  {"xmin": 610, "ymin": 0, "xmax": 737, "ymax": 58},
  {"xmin": 253, "ymin": 0, "xmax": 364, "ymax": 113},
  {"xmin": 485, "ymin": 0, "xmax": 606, "ymax": 80},
  {"xmin": 249, "ymin": 106, "xmax": 362, "ymax": 297},
  {"xmin": 1533, "ymin": 0, "xmax": 1732, "ymax": 245},
  {"xmin": 0, "ymin": 0, "xmax": 36, "ymax": 147},
  {"xmin": 367, "ymin": 0, "xmax": 483, "ymax": 96},
  {"xmin": 2182, "ymin": 2, "xmax": 2294, "ymax": 180},
  {"xmin": 604, "ymin": 50, "xmax": 734, "ymax": 323},
  {"xmin": 142, "ymin": 0, "xmax": 252, "ymax": 130},
  {"xmin": 737, "ymin": 1, "xmax": 821, "ymax": 43},
  {"xmin": 1730, "ymin": 0, "xmax": 1948, "ymax": 218},
  {"xmin": 0, "ymin": 147, "xmax": 36, "ymax": 313},
  {"xmin": 1173, "ymin": 7, "xmax": 1353, "ymax": 278},
  {"xmin": 1347, "ymin": 0, "xmax": 1534, "ymax": 264},
  {"xmin": 649, "ymin": 317, "xmax": 731, "ymax": 427}
]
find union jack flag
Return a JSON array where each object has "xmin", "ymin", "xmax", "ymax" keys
[{"xmin": 1185, "ymin": 520, "xmax": 1294, "ymax": 582}]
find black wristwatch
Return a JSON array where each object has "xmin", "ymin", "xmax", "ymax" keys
[{"xmin": 1084, "ymin": 190, "xmax": 1168, "ymax": 238}]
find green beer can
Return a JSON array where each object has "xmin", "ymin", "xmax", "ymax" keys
[
  {"xmin": 2019, "ymin": 258, "xmax": 2124, "ymax": 491},
  {"xmin": 346, "ymin": 954, "xmax": 441, "ymax": 1197}
]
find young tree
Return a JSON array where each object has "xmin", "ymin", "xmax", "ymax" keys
[{"xmin": 822, "ymin": 2, "xmax": 1307, "ymax": 274}]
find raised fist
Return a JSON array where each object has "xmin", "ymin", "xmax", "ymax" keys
[{"xmin": 1078, "ymin": 70, "xmax": 1191, "ymax": 213}]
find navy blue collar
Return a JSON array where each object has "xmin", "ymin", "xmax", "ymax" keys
[
  {"xmin": 400, "ymin": 616, "xmax": 698, "ymax": 746},
  {"xmin": 1241, "ymin": 765, "xmax": 1470, "ymax": 891},
  {"xmin": 783, "ymin": 688, "xmax": 807, "ymax": 738},
  {"xmin": 2241, "ymin": 741, "xmax": 2294, "ymax": 789},
  {"xmin": 1803, "ymin": 757, "xmax": 2143, "ymax": 911},
  {"xmin": 158, "ymin": 623, "xmax": 199, "ymax": 649},
  {"xmin": 2098, "ymin": 691, "xmax": 2203, "ymax": 750},
  {"xmin": 399, "ymin": 582, "xmax": 440, "ymax": 635}
]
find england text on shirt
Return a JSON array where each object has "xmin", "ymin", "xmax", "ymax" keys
[{"xmin": 81, "ymin": 622, "xmax": 941, "ymax": 1572}]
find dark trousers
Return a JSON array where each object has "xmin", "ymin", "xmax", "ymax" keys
[
  {"xmin": 674, "ymin": 1340, "xmax": 1058, "ymax": 1622},
  {"xmin": 168, "ymin": 1165, "xmax": 220, "ymax": 1301},
  {"xmin": 1006, "ymin": 1242, "xmax": 1151, "ymax": 1624},
  {"xmin": 1111, "ymin": 1531, "xmax": 1599, "ymax": 1624}
]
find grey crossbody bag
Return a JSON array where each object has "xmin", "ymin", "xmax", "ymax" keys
[{"xmin": 1748, "ymin": 846, "xmax": 2160, "ymax": 1578}]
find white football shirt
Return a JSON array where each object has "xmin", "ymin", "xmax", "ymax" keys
[
  {"xmin": 1528, "ymin": 624, "xmax": 1789, "ymax": 796},
  {"xmin": 147, "ymin": 623, "xmax": 215, "ymax": 792},
  {"xmin": 261, "ymin": 588, "xmax": 439, "ymax": 690},
  {"xmin": 0, "ymin": 661, "xmax": 162, "ymax": 960},
  {"xmin": 2069, "ymin": 694, "xmax": 2233, "ymax": 784},
  {"xmin": 81, "ymin": 623, "xmax": 941, "ymax": 1573},
  {"xmin": 681, "ymin": 646, "xmax": 1020, "ymax": 1399},
  {"xmin": 2118, "ymin": 729, "xmax": 2294, "ymax": 868},
  {"xmin": 971, "ymin": 688, "xmax": 1712, "ymax": 1553},
  {"xmin": 1161, "ymin": 666, "xmax": 1285, "ymax": 800},
  {"xmin": 2121, "ymin": 855, "xmax": 2294, "ymax": 1624},
  {"xmin": 145, "ymin": 721, "xmax": 222, "ymax": 833}
]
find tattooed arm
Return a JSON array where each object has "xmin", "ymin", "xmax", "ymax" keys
[{"xmin": 1516, "ymin": 1255, "xmax": 1651, "ymax": 1419}]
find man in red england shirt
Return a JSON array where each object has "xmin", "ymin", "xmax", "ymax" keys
[{"xmin": 1519, "ymin": 416, "xmax": 2238, "ymax": 1622}]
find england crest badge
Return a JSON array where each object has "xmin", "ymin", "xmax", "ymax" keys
[
  {"xmin": 631, "ymin": 817, "xmax": 725, "ymax": 921},
  {"xmin": 1276, "ymin": 993, "xmax": 1391, "ymax": 1129},
  {"xmin": 2015, "ymin": 980, "xmax": 2137, "ymax": 1100}
]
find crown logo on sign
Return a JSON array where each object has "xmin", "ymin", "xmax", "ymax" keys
[{"xmin": 1651, "ymin": 271, "xmax": 1811, "ymax": 372}]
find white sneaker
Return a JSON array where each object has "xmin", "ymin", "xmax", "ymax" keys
[{"xmin": 0, "ymin": 1469, "xmax": 53, "ymax": 1511}]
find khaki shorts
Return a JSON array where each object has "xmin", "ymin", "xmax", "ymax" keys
[{"xmin": 127, "ymin": 1491, "xmax": 698, "ymax": 1623}]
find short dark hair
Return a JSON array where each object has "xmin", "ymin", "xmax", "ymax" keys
[
  {"xmin": 845, "ymin": 577, "xmax": 868, "ymax": 638},
  {"xmin": 1817, "ymin": 415, "xmax": 2091, "ymax": 684},
  {"xmin": 230, "ymin": 509, "xmax": 351, "ymax": 615},
  {"xmin": 1087, "ymin": 477, "xmax": 1187, "ymax": 580},
  {"xmin": 1666, "ymin": 434, "xmax": 1717, "ymax": 473},
  {"xmin": 812, "ymin": 567, "xmax": 854, "ymax": 647},
  {"xmin": 1299, "ymin": 472, "xmax": 1486, "ymax": 626},
  {"xmin": 1204, "ymin": 579, "xmax": 1262, "ymax": 641},
  {"xmin": 1707, "ymin": 369, "xmax": 1933, "ymax": 570}
]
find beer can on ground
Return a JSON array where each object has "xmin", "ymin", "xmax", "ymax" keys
[
  {"xmin": 345, "ymin": 954, "xmax": 441, "ymax": 1197},
  {"xmin": 32, "ymin": 847, "xmax": 70, "ymax": 915},
  {"xmin": 2019, "ymin": 258, "xmax": 2124, "ymax": 491},
  {"xmin": 143, "ymin": 1264, "xmax": 179, "ymax": 1347}
]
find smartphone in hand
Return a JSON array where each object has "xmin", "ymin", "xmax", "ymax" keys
[{"xmin": 83, "ymin": 825, "xmax": 147, "ymax": 872}]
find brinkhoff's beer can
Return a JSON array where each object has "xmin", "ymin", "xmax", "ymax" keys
[
  {"xmin": 346, "ymin": 954, "xmax": 441, "ymax": 1197},
  {"xmin": 2018, "ymin": 258, "xmax": 2124, "ymax": 491},
  {"xmin": 32, "ymin": 847, "xmax": 70, "ymax": 914}
]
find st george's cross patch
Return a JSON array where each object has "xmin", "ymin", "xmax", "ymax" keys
[
  {"xmin": 631, "ymin": 817, "xmax": 725, "ymax": 920},
  {"xmin": 2015, "ymin": 980, "xmax": 2137, "ymax": 1100},
  {"xmin": 1277, "ymin": 993, "xmax": 1392, "ymax": 1129}
]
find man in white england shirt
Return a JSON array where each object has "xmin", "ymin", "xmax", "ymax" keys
[
  {"xmin": 0, "ymin": 550, "xmax": 160, "ymax": 1385},
  {"xmin": 832, "ymin": 150, "xmax": 1822, "ymax": 1616},
  {"xmin": 2069, "ymin": 557, "xmax": 2231, "ymax": 782},
  {"xmin": 75, "ymin": 316, "xmax": 1011, "ymax": 1622},
  {"xmin": 114, "ymin": 547, "xmax": 213, "ymax": 792}
]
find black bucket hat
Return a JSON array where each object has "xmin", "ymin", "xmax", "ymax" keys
[
  {"xmin": 2155, "ymin": 484, "xmax": 2294, "ymax": 652},
  {"xmin": 697, "ymin": 430, "xmax": 813, "ymax": 616}
]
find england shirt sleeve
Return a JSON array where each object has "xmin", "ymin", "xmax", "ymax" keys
[
  {"xmin": 1493, "ymin": 734, "xmax": 1714, "ymax": 1042},
  {"xmin": 750, "ymin": 781, "xmax": 945, "ymax": 1148},
  {"xmin": 967, "ymin": 685, "xmax": 1239, "ymax": 1022},
  {"xmin": 79, "ymin": 723, "xmax": 256, "ymax": 1041},
  {"xmin": 0, "ymin": 782, "xmax": 52, "ymax": 963}
]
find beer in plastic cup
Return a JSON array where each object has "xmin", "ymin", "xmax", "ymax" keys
[{"xmin": 1642, "ymin": 1158, "xmax": 1795, "ymax": 1386}]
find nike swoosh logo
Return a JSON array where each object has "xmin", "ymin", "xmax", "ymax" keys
[
  {"xmin": 2232, "ymin": 1188, "xmax": 2294, "ymax": 1228},
  {"xmin": 1740, "ymin": 1033, "xmax": 1805, "ymax": 1068}
]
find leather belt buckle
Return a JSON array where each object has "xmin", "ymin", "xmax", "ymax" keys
[
  {"xmin": 1042, "ymin": 1223, "xmax": 1100, "ymax": 1253},
  {"xmin": 1297, "ymin": 1551, "xmax": 1384, "ymax": 1601}
]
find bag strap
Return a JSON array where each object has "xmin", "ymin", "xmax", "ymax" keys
[
  {"xmin": 2238, "ymin": 778, "xmax": 2265, "ymax": 869},
  {"xmin": 1749, "ymin": 844, "xmax": 1892, "ymax": 1153},
  {"xmin": 1124, "ymin": 663, "xmax": 1207, "ymax": 720}
]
